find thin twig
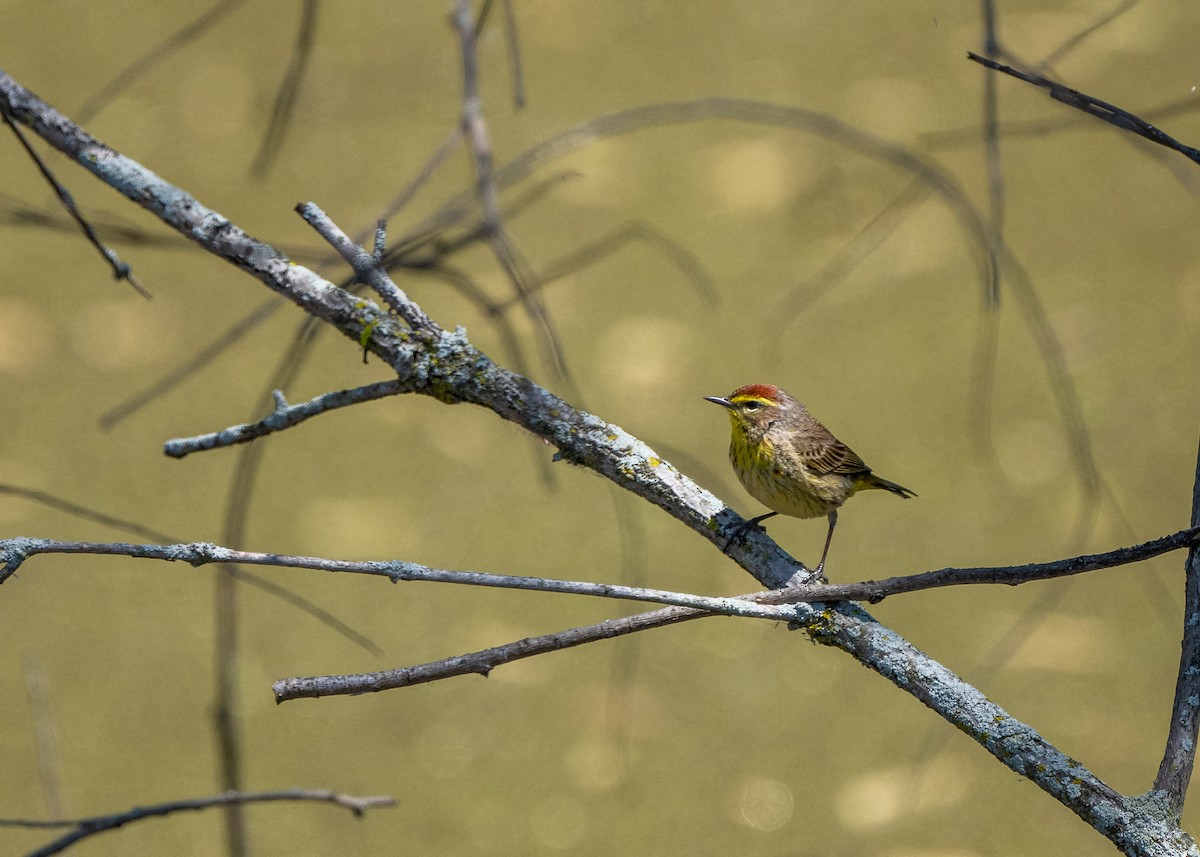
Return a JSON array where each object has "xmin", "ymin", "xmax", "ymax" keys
[
  {"xmin": 980, "ymin": 0, "xmax": 1006, "ymax": 246},
  {"xmin": 0, "ymin": 537, "xmax": 805, "ymax": 619},
  {"xmin": 1154, "ymin": 438, "xmax": 1200, "ymax": 815},
  {"xmin": 2, "ymin": 789, "xmax": 394, "ymax": 857},
  {"xmin": 968, "ymin": 52, "xmax": 1200, "ymax": 166},
  {"xmin": 251, "ymin": 0, "xmax": 319, "ymax": 176},
  {"xmin": 163, "ymin": 380, "xmax": 406, "ymax": 458},
  {"xmin": 500, "ymin": 0, "xmax": 526, "ymax": 108},
  {"xmin": 503, "ymin": 221, "xmax": 718, "ymax": 310},
  {"xmin": 805, "ymin": 526, "xmax": 1200, "ymax": 603},
  {"xmin": 276, "ymin": 600, "xmax": 711, "ymax": 699},
  {"xmin": 1039, "ymin": 0, "xmax": 1142, "ymax": 70},
  {"xmin": 0, "ymin": 106, "xmax": 149, "ymax": 298},
  {"xmin": 453, "ymin": 0, "xmax": 571, "ymax": 382},
  {"xmin": 296, "ymin": 202, "xmax": 437, "ymax": 330},
  {"xmin": 99, "ymin": 297, "xmax": 284, "ymax": 429},
  {"xmin": 75, "ymin": 0, "xmax": 248, "ymax": 123},
  {"xmin": 922, "ymin": 94, "xmax": 1200, "ymax": 150}
]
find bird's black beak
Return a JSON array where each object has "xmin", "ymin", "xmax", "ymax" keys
[{"xmin": 704, "ymin": 396, "xmax": 735, "ymax": 410}]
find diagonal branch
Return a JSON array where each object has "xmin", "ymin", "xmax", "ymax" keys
[
  {"xmin": 0, "ymin": 104, "xmax": 149, "ymax": 298},
  {"xmin": 968, "ymin": 52, "xmax": 1200, "ymax": 166}
]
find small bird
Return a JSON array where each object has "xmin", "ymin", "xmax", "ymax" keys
[{"xmin": 705, "ymin": 383, "xmax": 915, "ymax": 574}]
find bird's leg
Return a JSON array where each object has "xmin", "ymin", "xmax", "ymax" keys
[
  {"xmin": 813, "ymin": 510, "xmax": 838, "ymax": 578},
  {"xmin": 725, "ymin": 511, "xmax": 778, "ymax": 549}
]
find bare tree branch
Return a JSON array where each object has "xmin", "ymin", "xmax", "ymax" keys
[
  {"xmin": 1154, "ymin": 437, "xmax": 1200, "ymax": 816},
  {"xmin": 1, "ymin": 789, "xmax": 394, "ymax": 857},
  {"xmin": 0, "ymin": 105, "xmax": 149, "ymax": 298},
  {"xmin": 163, "ymin": 383, "xmax": 405, "ymax": 458},
  {"xmin": 968, "ymin": 52, "xmax": 1200, "ymax": 166},
  {"xmin": 296, "ymin": 202, "xmax": 436, "ymax": 330},
  {"xmin": 5, "ymin": 525, "xmax": 1194, "ymax": 609},
  {"xmin": 453, "ymin": 0, "xmax": 572, "ymax": 383}
]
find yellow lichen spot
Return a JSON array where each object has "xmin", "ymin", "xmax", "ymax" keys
[
  {"xmin": 358, "ymin": 319, "xmax": 378, "ymax": 349},
  {"xmin": 648, "ymin": 457, "xmax": 661, "ymax": 467}
]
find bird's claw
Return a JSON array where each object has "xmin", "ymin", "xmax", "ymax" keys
[{"xmin": 722, "ymin": 518, "xmax": 767, "ymax": 551}]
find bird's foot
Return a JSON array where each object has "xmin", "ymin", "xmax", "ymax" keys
[{"xmin": 722, "ymin": 517, "xmax": 767, "ymax": 550}]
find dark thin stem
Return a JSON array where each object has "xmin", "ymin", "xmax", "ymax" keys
[
  {"xmin": 75, "ymin": 0, "xmax": 248, "ymax": 123},
  {"xmin": 980, "ymin": 1, "xmax": 1006, "ymax": 249},
  {"xmin": 251, "ymin": 0, "xmax": 319, "ymax": 176},
  {"xmin": 0, "ymin": 106, "xmax": 149, "ymax": 298},
  {"xmin": 1039, "ymin": 0, "xmax": 1141, "ymax": 69},
  {"xmin": 501, "ymin": 0, "xmax": 526, "ymax": 108},
  {"xmin": 1153, "ymin": 437, "xmax": 1200, "ymax": 815},
  {"xmin": 454, "ymin": 0, "xmax": 571, "ymax": 382},
  {"xmin": 807, "ymin": 526, "xmax": 1200, "ymax": 603},
  {"xmin": 213, "ymin": 566, "xmax": 245, "ymax": 857},
  {"xmin": 11, "ymin": 789, "xmax": 393, "ymax": 857},
  {"xmin": 968, "ymin": 52, "xmax": 1200, "ymax": 166},
  {"xmin": 100, "ymin": 297, "xmax": 283, "ymax": 429}
]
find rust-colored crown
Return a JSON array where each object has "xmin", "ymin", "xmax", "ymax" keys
[{"xmin": 729, "ymin": 383, "xmax": 782, "ymax": 402}]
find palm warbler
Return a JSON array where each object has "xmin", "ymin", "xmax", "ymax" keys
[{"xmin": 705, "ymin": 383, "xmax": 915, "ymax": 573}]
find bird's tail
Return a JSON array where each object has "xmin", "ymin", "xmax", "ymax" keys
[{"xmin": 864, "ymin": 473, "xmax": 916, "ymax": 499}]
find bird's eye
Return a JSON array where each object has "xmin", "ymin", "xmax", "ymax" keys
[{"xmin": 742, "ymin": 401, "xmax": 761, "ymax": 411}]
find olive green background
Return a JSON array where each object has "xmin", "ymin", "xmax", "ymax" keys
[{"xmin": 3, "ymin": 1, "xmax": 1200, "ymax": 854}]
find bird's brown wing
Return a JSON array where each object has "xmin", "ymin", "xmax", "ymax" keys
[{"xmin": 800, "ymin": 436, "xmax": 871, "ymax": 478}]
